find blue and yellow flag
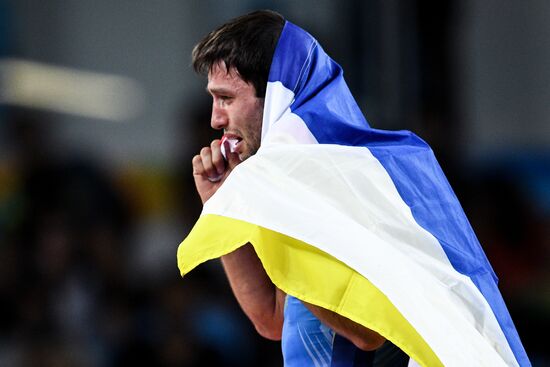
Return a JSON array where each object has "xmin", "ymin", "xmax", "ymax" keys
[{"xmin": 178, "ymin": 21, "xmax": 530, "ymax": 367}]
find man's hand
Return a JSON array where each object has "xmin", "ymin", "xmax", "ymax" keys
[{"xmin": 192, "ymin": 138, "xmax": 241, "ymax": 204}]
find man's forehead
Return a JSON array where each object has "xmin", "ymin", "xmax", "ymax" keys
[{"xmin": 207, "ymin": 62, "xmax": 250, "ymax": 91}]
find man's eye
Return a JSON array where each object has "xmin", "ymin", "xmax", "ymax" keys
[{"xmin": 219, "ymin": 96, "xmax": 232, "ymax": 101}]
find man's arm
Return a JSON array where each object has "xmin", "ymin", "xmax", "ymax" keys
[
  {"xmin": 192, "ymin": 139, "xmax": 384, "ymax": 348},
  {"xmin": 192, "ymin": 139, "xmax": 285, "ymax": 339},
  {"xmin": 221, "ymin": 244, "xmax": 286, "ymax": 340}
]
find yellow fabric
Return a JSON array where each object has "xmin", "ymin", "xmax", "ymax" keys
[{"xmin": 178, "ymin": 214, "xmax": 443, "ymax": 367}]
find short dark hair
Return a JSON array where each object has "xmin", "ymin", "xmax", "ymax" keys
[{"xmin": 192, "ymin": 10, "xmax": 285, "ymax": 98}]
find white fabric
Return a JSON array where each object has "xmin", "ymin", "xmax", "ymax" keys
[
  {"xmin": 204, "ymin": 143, "xmax": 515, "ymax": 366},
  {"xmin": 197, "ymin": 76, "xmax": 519, "ymax": 365},
  {"xmin": 261, "ymin": 81, "xmax": 318, "ymax": 148}
]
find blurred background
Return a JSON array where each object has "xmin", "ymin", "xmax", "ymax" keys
[{"xmin": 0, "ymin": 0, "xmax": 548, "ymax": 366}]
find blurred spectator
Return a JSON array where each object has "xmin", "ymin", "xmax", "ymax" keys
[
  {"xmin": 1, "ymin": 107, "xmax": 134, "ymax": 366},
  {"xmin": 0, "ymin": 102, "xmax": 283, "ymax": 366}
]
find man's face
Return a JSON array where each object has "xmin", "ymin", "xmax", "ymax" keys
[{"xmin": 207, "ymin": 62, "xmax": 264, "ymax": 161}]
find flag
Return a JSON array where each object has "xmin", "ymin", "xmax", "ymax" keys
[{"xmin": 178, "ymin": 21, "xmax": 530, "ymax": 367}]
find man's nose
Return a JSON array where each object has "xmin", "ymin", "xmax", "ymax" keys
[{"xmin": 211, "ymin": 105, "xmax": 228, "ymax": 130}]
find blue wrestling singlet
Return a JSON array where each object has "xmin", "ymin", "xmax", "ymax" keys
[{"xmin": 281, "ymin": 296, "xmax": 410, "ymax": 367}]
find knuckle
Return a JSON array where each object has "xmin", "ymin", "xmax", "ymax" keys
[{"xmin": 192, "ymin": 156, "xmax": 203, "ymax": 173}]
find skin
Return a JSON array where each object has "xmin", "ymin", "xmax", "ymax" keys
[
  {"xmin": 191, "ymin": 61, "xmax": 385, "ymax": 350},
  {"xmin": 192, "ymin": 62, "xmax": 263, "ymax": 203}
]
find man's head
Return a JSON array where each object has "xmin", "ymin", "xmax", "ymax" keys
[
  {"xmin": 192, "ymin": 10, "xmax": 285, "ymax": 160},
  {"xmin": 192, "ymin": 10, "xmax": 284, "ymax": 98}
]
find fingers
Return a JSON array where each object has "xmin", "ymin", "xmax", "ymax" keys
[
  {"xmin": 193, "ymin": 139, "xmax": 226, "ymax": 182},
  {"xmin": 192, "ymin": 138, "xmax": 243, "ymax": 185},
  {"xmin": 210, "ymin": 139, "xmax": 225, "ymax": 175},
  {"xmin": 192, "ymin": 154, "xmax": 205, "ymax": 176}
]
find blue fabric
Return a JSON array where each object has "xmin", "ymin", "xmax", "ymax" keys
[
  {"xmin": 270, "ymin": 21, "xmax": 530, "ymax": 366},
  {"xmin": 282, "ymin": 295, "xmax": 335, "ymax": 366},
  {"xmin": 282, "ymin": 296, "xmax": 409, "ymax": 367},
  {"xmin": 282, "ymin": 296, "xmax": 369, "ymax": 367}
]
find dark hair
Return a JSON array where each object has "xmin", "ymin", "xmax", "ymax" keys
[{"xmin": 192, "ymin": 10, "xmax": 285, "ymax": 97}]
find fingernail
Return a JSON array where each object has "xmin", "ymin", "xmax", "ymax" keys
[{"xmin": 207, "ymin": 173, "xmax": 223, "ymax": 183}]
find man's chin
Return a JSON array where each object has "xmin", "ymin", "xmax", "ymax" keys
[
  {"xmin": 238, "ymin": 152, "xmax": 250, "ymax": 161},
  {"xmin": 238, "ymin": 146, "xmax": 259, "ymax": 162}
]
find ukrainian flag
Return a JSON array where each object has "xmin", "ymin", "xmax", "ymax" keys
[{"xmin": 178, "ymin": 21, "xmax": 530, "ymax": 367}]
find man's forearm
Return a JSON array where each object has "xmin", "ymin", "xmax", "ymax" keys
[{"xmin": 221, "ymin": 243, "xmax": 285, "ymax": 340}]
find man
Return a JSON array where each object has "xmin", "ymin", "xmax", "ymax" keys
[
  {"xmin": 179, "ymin": 9, "xmax": 529, "ymax": 367},
  {"xmin": 189, "ymin": 10, "xmax": 408, "ymax": 366}
]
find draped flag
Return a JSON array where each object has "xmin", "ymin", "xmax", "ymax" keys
[{"xmin": 177, "ymin": 21, "xmax": 530, "ymax": 366}]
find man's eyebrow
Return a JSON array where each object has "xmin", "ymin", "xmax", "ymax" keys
[{"xmin": 206, "ymin": 86, "xmax": 234, "ymax": 95}]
